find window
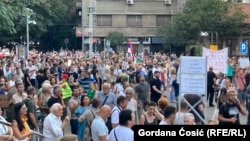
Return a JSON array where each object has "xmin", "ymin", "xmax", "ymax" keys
[
  {"xmin": 97, "ymin": 15, "xmax": 112, "ymax": 26},
  {"xmin": 127, "ymin": 15, "xmax": 142, "ymax": 27},
  {"xmin": 156, "ymin": 15, "xmax": 172, "ymax": 26}
]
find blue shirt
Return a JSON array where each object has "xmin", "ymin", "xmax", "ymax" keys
[
  {"xmin": 78, "ymin": 77, "xmax": 96, "ymax": 92},
  {"xmin": 91, "ymin": 116, "xmax": 108, "ymax": 141}
]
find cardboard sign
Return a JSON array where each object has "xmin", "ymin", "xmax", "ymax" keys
[
  {"xmin": 0, "ymin": 95, "xmax": 9, "ymax": 108},
  {"xmin": 202, "ymin": 47, "xmax": 228, "ymax": 74}
]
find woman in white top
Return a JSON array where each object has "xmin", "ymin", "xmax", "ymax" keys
[{"xmin": 125, "ymin": 87, "xmax": 138, "ymax": 123}]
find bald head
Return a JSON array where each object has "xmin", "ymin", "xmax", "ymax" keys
[{"xmin": 99, "ymin": 105, "xmax": 111, "ymax": 119}]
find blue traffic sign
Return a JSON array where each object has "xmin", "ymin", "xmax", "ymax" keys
[
  {"xmin": 240, "ymin": 42, "xmax": 248, "ymax": 55},
  {"xmin": 64, "ymin": 38, "xmax": 69, "ymax": 44}
]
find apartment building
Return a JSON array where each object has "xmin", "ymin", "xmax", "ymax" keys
[{"xmin": 75, "ymin": 0, "xmax": 186, "ymax": 53}]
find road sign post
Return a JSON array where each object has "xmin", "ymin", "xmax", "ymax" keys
[
  {"xmin": 64, "ymin": 38, "xmax": 69, "ymax": 50},
  {"xmin": 240, "ymin": 42, "xmax": 248, "ymax": 55}
]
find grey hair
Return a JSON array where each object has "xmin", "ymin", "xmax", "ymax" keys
[
  {"xmin": 51, "ymin": 103, "xmax": 62, "ymax": 113},
  {"xmin": 125, "ymin": 87, "xmax": 134, "ymax": 94},
  {"xmin": 102, "ymin": 82, "xmax": 111, "ymax": 88},
  {"xmin": 53, "ymin": 85, "xmax": 62, "ymax": 93},
  {"xmin": 184, "ymin": 113, "xmax": 195, "ymax": 120},
  {"xmin": 42, "ymin": 82, "xmax": 51, "ymax": 92}
]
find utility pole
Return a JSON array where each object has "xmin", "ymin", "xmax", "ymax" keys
[
  {"xmin": 25, "ymin": 8, "xmax": 36, "ymax": 59},
  {"xmin": 81, "ymin": 0, "xmax": 85, "ymax": 52},
  {"xmin": 26, "ymin": 14, "xmax": 30, "ymax": 59},
  {"xmin": 88, "ymin": 0, "xmax": 94, "ymax": 57}
]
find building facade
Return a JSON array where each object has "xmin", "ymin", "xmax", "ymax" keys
[{"xmin": 75, "ymin": 0, "xmax": 186, "ymax": 54}]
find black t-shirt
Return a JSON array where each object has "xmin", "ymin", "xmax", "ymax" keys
[
  {"xmin": 127, "ymin": 67, "xmax": 135, "ymax": 80},
  {"xmin": 67, "ymin": 72, "xmax": 78, "ymax": 82},
  {"xmin": 133, "ymin": 71, "xmax": 141, "ymax": 84},
  {"xmin": 218, "ymin": 103, "xmax": 241, "ymax": 125},
  {"xmin": 207, "ymin": 71, "xmax": 216, "ymax": 86},
  {"xmin": 47, "ymin": 96, "xmax": 62, "ymax": 108},
  {"xmin": 172, "ymin": 79, "xmax": 179, "ymax": 97},
  {"xmin": 150, "ymin": 78, "xmax": 161, "ymax": 98}
]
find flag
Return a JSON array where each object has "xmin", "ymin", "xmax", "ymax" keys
[{"xmin": 127, "ymin": 39, "xmax": 135, "ymax": 61}]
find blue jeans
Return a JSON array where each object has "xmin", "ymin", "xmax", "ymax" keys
[{"xmin": 70, "ymin": 119, "xmax": 79, "ymax": 135}]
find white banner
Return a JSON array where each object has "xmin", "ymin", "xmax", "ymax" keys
[{"xmin": 202, "ymin": 47, "xmax": 228, "ymax": 74}]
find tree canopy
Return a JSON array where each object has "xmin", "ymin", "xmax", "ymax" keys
[
  {"xmin": 0, "ymin": 0, "xmax": 77, "ymax": 50},
  {"xmin": 107, "ymin": 31, "xmax": 126, "ymax": 52},
  {"xmin": 157, "ymin": 0, "xmax": 248, "ymax": 46}
]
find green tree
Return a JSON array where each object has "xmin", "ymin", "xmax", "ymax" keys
[
  {"xmin": 107, "ymin": 31, "xmax": 126, "ymax": 53},
  {"xmin": 0, "ymin": 0, "xmax": 77, "ymax": 51},
  {"xmin": 0, "ymin": 0, "xmax": 29, "ymax": 34},
  {"xmin": 158, "ymin": 0, "xmax": 247, "ymax": 51}
]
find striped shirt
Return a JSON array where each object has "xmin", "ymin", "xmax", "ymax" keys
[{"xmin": 78, "ymin": 77, "xmax": 96, "ymax": 92}]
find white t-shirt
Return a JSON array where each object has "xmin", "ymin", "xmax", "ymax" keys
[
  {"xmin": 173, "ymin": 112, "xmax": 185, "ymax": 125},
  {"xmin": 111, "ymin": 106, "xmax": 122, "ymax": 125},
  {"xmin": 109, "ymin": 126, "xmax": 134, "ymax": 141},
  {"xmin": 159, "ymin": 120, "xmax": 168, "ymax": 125},
  {"xmin": 126, "ymin": 98, "xmax": 137, "ymax": 113}
]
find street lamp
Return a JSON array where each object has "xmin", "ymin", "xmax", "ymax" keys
[
  {"xmin": 200, "ymin": 31, "xmax": 218, "ymax": 46},
  {"xmin": 26, "ymin": 8, "xmax": 36, "ymax": 59}
]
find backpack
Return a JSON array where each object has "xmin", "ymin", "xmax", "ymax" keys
[
  {"xmin": 88, "ymin": 110, "xmax": 95, "ymax": 137},
  {"xmin": 106, "ymin": 108, "xmax": 120, "ymax": 133}
]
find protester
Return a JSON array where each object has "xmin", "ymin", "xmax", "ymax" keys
[
  {"xmin": 12, "ymin": 102, "xmax": 33, "ymax": 141},
  {"xmin": 75, "ymin": 94, "xmax": 91, "ymax": 141},
  {"xmin": 183, "ymin": 113, "xmax": 196, "ymax": 125},
  {"xmin": 43, "ymin": 103, "xmax": 70, "ymax": 141},
  {"xmin": 139, "ymin": 102, "xmax": 162, "ymax": 125},
  {"xmin": 23, "ymin": 86, "xmax": 39, "ymax": 141},
  {"xmin": 109, "ymin": 109, "xmax": 135, "ymax": 141},
  {"xmin": 159, "ymin": 106, "xmax": 176, "ymax": 125},
  {"xmin": 91, "ymin": 105, "xmax": 111, "ymax": 141},
  {"xmin": 78, "ymin": 98, "xmax": 100, "ymax": 141},
  {"xmin": 218, "ymin": 88, "xmax": 248, "ymax": 125},
  {"xmin": 0, "ymin": 108, "xmax": 14, "ymax": 141}
]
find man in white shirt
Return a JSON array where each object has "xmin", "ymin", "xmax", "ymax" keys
[
  {"xmin": 109, "ymin": 109, "xmax": 135, "ymax": 141},
  {"xmin": 43, "ymin": 103, "xmax": 70, "ymax": 141},
  {"xmin": 111, "ymin": 96, "xmax": 128, "ymax": 129},
  {"xmin": 26, "ymin": 61, "xmax": 38, "ymax": 87}
]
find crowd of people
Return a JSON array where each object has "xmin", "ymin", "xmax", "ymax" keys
[{"xmin": 0, "ymin": 48, "xmax": 248, "ymax": 141}]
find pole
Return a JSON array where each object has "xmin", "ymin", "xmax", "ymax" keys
[
  {"xmin": 26, "ymin": 15, "xmax": 30, "ymax": 59},
  {"xmin": 18, "ymin": 45, "xmax": 20, "ymax": 60},
  {"xmin": 81, "ymin": 0, "xmax": 85, "ymax": 52},
  {"xmin": 89, "ymin": 0, "xmax": 94, "ymax": 57}
]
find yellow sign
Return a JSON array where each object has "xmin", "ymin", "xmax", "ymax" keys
[{"xmin": 210, "ymin": 45, "xmax": 218, "ymax": 50}]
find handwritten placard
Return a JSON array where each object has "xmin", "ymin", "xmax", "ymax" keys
[
  {"xmin": 180, "ymin": 56, "xmax": 206, "ymax": 74},
  {"xmin": 202, "ymin": 47, "xmax": 228, "ymax": 74},
  {"xmin": 239, "ymin": 58, "xmax": 249, "ymax": 68},
  {"xmin": 180, "ymin": 75, "xmax": 206, "ymax": 95}
]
